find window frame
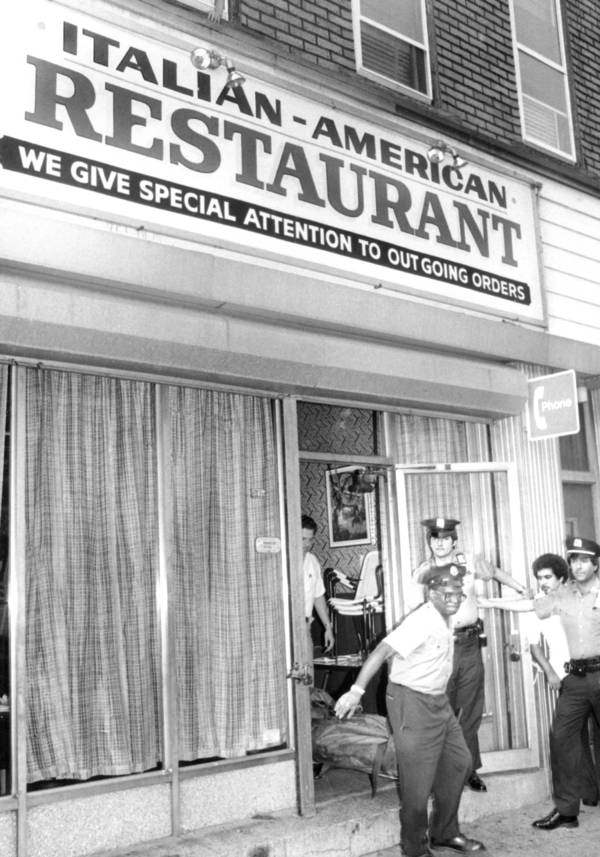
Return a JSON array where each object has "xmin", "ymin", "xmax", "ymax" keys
[
  {"xmin": 3, "ymin": 361, "xmax": 293, "ymax": 814},
  {"xmin": 172, "ymin": 0, "xmax": 228, "ymax": 19},
  {"xmin": 394, "ymin": 461, "xmax": 539, "ymax": 773},
  {"xmin": 351, "ymin": 0, "xmax": 432, "ymax": 102},
  {"xmin": 560, "ymin": 396, "xmax": 600, "ymax": 538},
  {"xmin": 508, "ymin": 0, "xmax": 575, "ymax": 161}
]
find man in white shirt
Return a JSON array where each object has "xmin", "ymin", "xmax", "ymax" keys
[
  {"xmin": 335, "ymin": 564, "xmax": 485, "ymax": 857},
  {"xmin": 302, "ymin": 515, "xmax": 334, "ymax": 654}
]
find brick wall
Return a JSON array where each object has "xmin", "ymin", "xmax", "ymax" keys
[
  {"xmin": 239, "ymin": 0, "xmax": 355, "ymax": 72},
  {"xmin": 564, "ymin": 0, "xmax": 600, "ymax": 174},
  {"xmin": 432, "ymin": 0, "xmax": 521, "ymax": 141},
  {"xmin": 236, "ymin": 0, "xmax": 600, "ymax": 183}
]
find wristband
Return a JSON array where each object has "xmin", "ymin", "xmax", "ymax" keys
[{"xmin": 350, "ymin": 684, "xmax": 365, "ymax": 696}]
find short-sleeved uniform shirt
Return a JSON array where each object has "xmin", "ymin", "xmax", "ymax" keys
[
  {"xmin": 533, "ymin": 578, "xmax": 600, "ymax": 660},
  {"xmin": 384, "ymin": 601, "xmax": 454, "ymax": 694}
]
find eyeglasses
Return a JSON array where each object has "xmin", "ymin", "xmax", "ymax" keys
[{"xmin": 435, "ymin": 591, "xmax": 467, "ymax": 603}]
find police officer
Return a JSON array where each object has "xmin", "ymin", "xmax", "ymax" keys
[
  {"xmin": 533, "ymin": 535, "xmax": 600, "ymax": 831},
  {"xmin": 414, "ymin": 517, "xmax": 526, "ymax": 792},
  {"xmin": 335, "ymin": 564, "xmax": 485, "ymax": 857}
]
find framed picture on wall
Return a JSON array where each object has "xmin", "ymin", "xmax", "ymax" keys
[{"xmin": 326, "ymin": 465, "xmax": 373, "ymax": 547}]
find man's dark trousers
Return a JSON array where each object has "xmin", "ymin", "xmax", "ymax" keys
[
  {"xmin": 446, "ymin": 633, "xmax": 485, "ymax": 773},
  {"xmin": 386, "ymin": 683, "xmax": 472, "ymax": 857},
  {"xmin": 551, "ymin": 671, "xmax": 600, "ymax": 816}
]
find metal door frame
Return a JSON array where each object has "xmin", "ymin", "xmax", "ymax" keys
[{"xmin": 394, "ymin": 461, "xmax": 540, "ymax": 772}]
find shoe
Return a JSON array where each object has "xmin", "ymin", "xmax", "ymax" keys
[
  {"xmin": 430, "ymin": 834, "xmax": 486, "ymax": 852},
  {"xmin": 583, "ymin": 797, "xmax": 599, "ymax": 807},
  {"xmin": 467, "ymin": 772, "xmax": 487, "ymax": 792},
  {"xmin": 532, "ymin": 809, "xmax": 579, "ymax": 830}
]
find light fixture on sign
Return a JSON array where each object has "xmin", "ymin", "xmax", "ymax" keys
[
  {"xmin": 426, "ymin": 140, "xmax": 468, "ymax": 171},
  {"xmin": 190, "ymin": 47, "xmax": 246, "ymax": 89}
]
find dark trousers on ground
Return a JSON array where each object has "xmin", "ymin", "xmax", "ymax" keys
[
  {"xmin": 446, "ymin": 634, "xmax": 485, "ymax": 774},
  {"xmin": 551, "ymin": 672, "xmax": 600, "ymax": 816},
  {"xmin": 386, "ymin": 682, "xmax": 472, "ymax": 857},
  {"xmin": 577, "ymin": 716, "xmax": 600, "ymax": 804}
]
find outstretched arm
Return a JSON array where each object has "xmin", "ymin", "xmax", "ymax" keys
[
  {"xmin": 334, "ymin": 641, "xmax": 394, "ymax": 719},
  {"xmin": 472, "ymin": 555, "xmax": 527, "ymax": 594},
  {"xmin": 477, "ymin": 595, "xmax": 534, "ymax": 612},
  {"xmin": 492, "ymin": 565, "xmax": 527, "ymax": 594}
]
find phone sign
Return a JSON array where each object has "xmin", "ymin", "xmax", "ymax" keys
[{"xmin": 527, "ymin": 370, "xmax": 579, "ymax": 440}]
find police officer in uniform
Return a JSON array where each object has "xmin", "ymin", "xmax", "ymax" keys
[
  {"xmin": 533, "ymin": 535, "xmax": 600, "ymax": 831},
  {"xmin": 414, "ymin": 517, "xmax": 526, "ymax": 792},
  {"xmin": 335, "ymin": 564, "xmax": 485, "ymax": 857}
]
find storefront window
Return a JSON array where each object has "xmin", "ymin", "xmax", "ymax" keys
[
  {"xmin": 25, "ymin": 368, "xmax": 162, "ymax": 788},
  {"xmin": 1, "ymin": 368, "xmax": 287, "ymax": 793},
  {"xmin": 168, "ymin": 387, "xmax": 288, "ymax": 763},
  {"xmin": 0, "ymin": 365, "xmax": 9, "ymax": 796}
]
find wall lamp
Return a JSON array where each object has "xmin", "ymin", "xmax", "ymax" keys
[
  {"xmin": 331, "ymin": 465, "xmax": 392, "ymax": 497},
  {"xmin": 190, "ymin": 47, "xmax": 246, "ymax": 89},
  {"xmin": 426, "ymin": 140, "xmax": 468, "ymax": 171}
]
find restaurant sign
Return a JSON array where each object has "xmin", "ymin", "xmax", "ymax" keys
[{"xmin": 0, "ymin": 1, "xmax": 544, "ymax": 322}]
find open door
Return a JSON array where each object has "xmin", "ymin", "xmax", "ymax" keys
[{"xmin": 395, "ymin": 462, "xmax": 540, "ymax": 772}]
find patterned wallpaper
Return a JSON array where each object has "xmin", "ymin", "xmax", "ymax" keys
[
  {"xmin": 297, "ymin": 402, "xmax": 377, "ymax": 456},
  {"xmin": 298, "ymin": 403, "xmax": 380, "ymax": 579}
]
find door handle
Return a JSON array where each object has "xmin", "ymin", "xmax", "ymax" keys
[{"xmin": 287, "ymin": 663, "xmax": 313, "ymax": 685}]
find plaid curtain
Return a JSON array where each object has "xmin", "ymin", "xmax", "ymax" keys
[
  {"xmin": 25, "ymin": 368, "xmax": 162, "ymax": 782},
  {"xmin": 389, "ymin": 414, "xmax": 472, "ymax": 565},
  {"xmin": 0, "ymin": 365, "xmax": 8, "ymax": 683},
  {"xmin": 169, "ymin": 387, "xmax": 287, "ymax": 760}
]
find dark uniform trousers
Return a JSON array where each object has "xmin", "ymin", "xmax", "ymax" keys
[
  {"xmin": 386, "ymin": 682, "xmax": 472, "ymax": 857},
  {"xmin": 551, "ymin": 671, "xmax": 600, "ymax": 816},
  {"xmin": 446, "ymin": 632, "xmax": 485, "ymax": 773}
]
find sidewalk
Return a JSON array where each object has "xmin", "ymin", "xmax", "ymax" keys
[
  {"xmin": 368, "ymin": 801, "xmax": 600, "ymax": 856},
  {"xmin": 94, "ymin": 769, "xmax": 555, "ymax": 857}
]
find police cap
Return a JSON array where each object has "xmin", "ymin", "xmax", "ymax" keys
[
  {"xmin": 421, "ymin": 562, "xmax": 465, "ymax": 590},
  {"xmin": 421, "ymin": 517, "xmax": 460, "ymax": 538},
  {"xmin": 566, "ymin": 536, "xmax": 600, "ymax": 558}
]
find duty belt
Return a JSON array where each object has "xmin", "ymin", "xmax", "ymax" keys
[
  {"xmin": 453, "ymin": 623, "xmax": 479, "ymax": 640},
  {"xmin": 565, "ymin": 656, "xmax": 600, "ymax": 676}
]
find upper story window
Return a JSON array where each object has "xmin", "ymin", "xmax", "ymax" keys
[
  {"xmin": 175, "ymin": 0, "xmax": 228, "ymax": 20},
  {"xmin": 352, "ymin": 0, "xmax": 431, "ymax": 100},
  {"xmin": 509, "ymin": 0, "xmax": 575, "ymax": 160}
]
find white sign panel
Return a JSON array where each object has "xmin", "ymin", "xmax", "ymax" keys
[
  {"xmin": 0, "ymin": 1, "xmax": 544, "ymax": 322},
  {"xmin": 255, "ymin": 536, "xmax": 281, "ymax": 554},
  {"xmin": 527, "ymin": 370, "xmax": 579, "ymax": 440}
]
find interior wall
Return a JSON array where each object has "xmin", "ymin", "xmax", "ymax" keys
[{"xmin": 298, "ymin": 402, "xmax": 380, "ymax": 580}]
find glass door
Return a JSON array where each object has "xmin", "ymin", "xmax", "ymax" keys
[{"xmin": 395, "ymin": 462, "xmax": 539, "ymax": 772}]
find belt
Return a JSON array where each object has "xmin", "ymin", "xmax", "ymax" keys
[
  {"xmin": 453, "ymin": 623, "xmax": 479, "ymax": 640},
  {"xmin": 565, "ymin": 656, "xmax": 600, "ymax": 676}
]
